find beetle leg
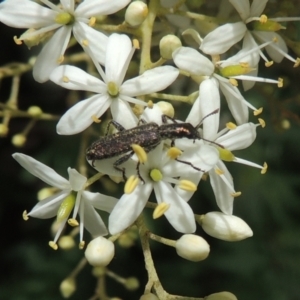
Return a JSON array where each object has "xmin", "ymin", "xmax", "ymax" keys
[
  {"xmin": 105, "ymin": 120, "xmax": 126, "ymax": 136},
  {"xmin": 175, "ymin": 158, "xmax": 205, "ymax": 172},
  {"xmin": 162, "ymin": 114, "xmax": 178, "ymax": 124}
]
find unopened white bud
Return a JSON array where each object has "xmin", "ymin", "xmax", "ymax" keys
[
  {"xmin": 201, "ymin": 212, "xmax": 253, "ymax": 241},
  {"xmin": 58, "ymin": 235, "xmax": 75, "ymax": 250},
  {"xmin": 140, "ymin": 293, "xmax": 159, "ymax": 300},
  {"xmin": 60, "ymin": 278, "xmax": 76, "ymax": 298},
  {"xmin": 85, "ymin": 237, "xmax": 115, "ymax": 267},
  {"xmin": 125, "ymin": 277, "xmax": 139, "ymax": 290},
  {"xmin": 205, "ymin": 291, "xmax": 237, "ymax": 300},
  {"xmin": 159, "ymin": 35, "xmax": 182, "ymax": 59},
  {"xmin": 175, "ymin": 234, "xmax": 210, "ymax": 262},
  {"xmin": 125, "ymin": 1, "xmax": 148, "ymax": 27}
]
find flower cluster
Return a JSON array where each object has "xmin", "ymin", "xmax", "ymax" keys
[{"xmin": 1, "ymin": 0, "xmax": 299, "ymax": 298}]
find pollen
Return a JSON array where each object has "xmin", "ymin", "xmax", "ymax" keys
[
  {"xmin": 167, "ymin": 147, "xmax": 182, "ymax": 159},
  {"xmin": 23, "ymin": 210, "xmax": 29, "ymax": 221},
  {"xmin": 150, "ymin": 168, "xmax": 163, "ymax": 182},
  {"xmin": 68, "ymin": 218, "xmax": 79, "ymax": 227},
  {"xmin": 133, "ymin": 38, "xmax": 140, "ymax": 49},
  {"xmin": 178, "ymin": 180, "xmax": 197, "ymax": 192},
  {"xmin": 254, "ymin": 107, "xmax": 263, "ymax": 116},
  {"xmin": 89, "ymin": 17, "xmax": 96, "ymax": 27},
  {"xmin": 258, "ymin": 118, "xmax": 266, "ymax": 128},
  {"xmin": 63, "ymin": 76, "xmax": 69, "ymax": 83},
  {"xmin": 294, "ymin": 58, "xmax": 300, "ymax": 68},
  {"xmin": 131, "ymin": 144, "xmax": 147, "ymax": 163},
  {"xmin": 49, "ymin": 241, "xmax": 58, "ymax": 250},
  {"xmin": 261, "ymin": 162, "xmax": 268, "ymax": 174},
  {"xmin": 79, "ymin": 241, "xmax": 85, "ymax": 249},
  {"xmin": 153, "ymin": 202, "xmax": 170, "ymax": 219},
  {"xmin": 278, "ymin": 77, "xmax": 283, "ymax": 88},
  {"xmin": 124, "ymin": 175, "xmax": 140, "ymax": 194},
  {"xmin": 229, "ymin": 78, "xmax": 238, "ymax": 86},
  {"xmin": 226, "ymin": 122, "xmax": 237, "ymax": 130},
  {"xmin": 260, "ymin": 14, "xmax": 268, "ymax": 24},
  {"xmin": 265, "ymin": 61, "xmax": 274, "ymax": 67},
  {"xmin": 13, "ymin": 36, "xmax": 22, "ymax": 45},
  {"xmin": 231, "ymin": 191, "xmax": 242, "ymax": 197},
  {"xmin": 92, "ymin": 115, "xmax": 101, "ymax": 123}
]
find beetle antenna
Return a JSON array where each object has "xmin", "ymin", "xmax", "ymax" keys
[{"xmin": 196, "ymin": 108, "xmax": 219, "ymax": 129}]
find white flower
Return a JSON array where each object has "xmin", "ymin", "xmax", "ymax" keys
[
  {"xmin": 173, "ymin": 47, "xmax": 280, "ymax": 124},
  {"xmin": 50, "ymin": 33, "xmax": 179, "ymax": 135},
  {"xmin": 200, "ymin": 0, "xmax": 300, "ymax": 66},
  {"xmin": 0, "ymin": 0, "xmax": 131, "ymax": 82},
  {"xmin": 13, "ymin": 152, "xmax": 118, "ymax": 248}
]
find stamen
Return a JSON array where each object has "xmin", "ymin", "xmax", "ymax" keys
[
  {"xmin": 178, "ymin": 180, "xmax": 197, "ymax": 192},
  {"xmin": 278, "ymin": 77, "xmax": 283, "ymax": 88},
  {"xmin": 49, "ymin": 241, "xmax": 58, "ymax": 250},
  {"xmin": 91, "ymin": 115, "xmax": 101, "ymax": 123},
  {"xmin": 13, "ymin": 36, "xmax": 22, "ymax": 45},
  {"xmin": 260, "ymin": 14, "xmax": 268, "ymax": 23},
  {"xmin": 265, "ymin": 61, "xmax": 274, "ymax": 67},
  {"xmin": 231, "ymin": 191, "xmax": 242, "ymax": 197},
  {"xmin": 153, "ymin": 202, "xmax": 170, "ymax": 219},
  {"xmin": 261, "ymin": 162, "xmax": 268, "ymax": 174},
  {"xmin": 258, "ymin": 118, "xmax": 266, "ymax": 128},
  {"xmin": 68, "ymin": 218, "xmax": 79, "ymax": 227},
  {"xmin": 82, "ymin": 39, "xmax": 89, "ymax": 47},
  {"xmin": 23, "ymin": 210, "xmax": 29, "ymax": 221},
  {"xmin": 254, "ymin": 107, "xmax": 263, "ymax": 116},
  {"xmin": 229, "ymin": 78, "xmax": 238, "ymax": 86},
  {"xmin": 147, "ymin": 100, "xmax": 154, "ymax": 108},
  {"xmin": 89, "ymin": 17, "xmax": 96, "ymax": 27},
  {"xmin": 79, "ymin": 241, "xmax": 85, "ymax": 249},
  {"xmin": 57, "ymin": 55, "xmax": 64, "ymax": 64},
  {"xmin": 294, "ymin": 58, "xmax": 300, "ymax": 68},
  {"xmin": 124, "ymin": 175, "xmax": 139, "ymax": 194},
  {"xmin": 167, "ymin": 147, "xmax": 182, "ymax": 159},
  {"xmin": 131, "ymin": 144, "xmax": 147, "ymax": 163},
  {"xmin": 215, "ymin": 168, "xmax": 224, "ymax": 175},
  {"xmin": 226, "ymin": 122, "xmax": 237, "ymax": 130},
  {"xmin": 133, "ymin": 39, "xmax": 140, "ymax": 49},
  {"xmin": 63, "ymin": 76, "xmax": 69, "ymax": 83}
]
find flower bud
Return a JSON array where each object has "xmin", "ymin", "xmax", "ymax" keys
[
  {"xmin": 12, "ymin": 134, "xmax": 26, "ymax": 147},
  {"xmin": 159, "ymin": 35, "xmax": 182, "ymax": 59},
  {"xmin": 27, "ymin": 105, "xmax": 43, "ymax": 117},
  {"xmin": 124, "ymin": 277, "xmax": 139, "ymax": 291},
  {"xmin": 60, "ymin": 278, "xmax": 76, "ymax": 298},
  {"xmin": 125, "ymin": 1, "xmax": 148, "ymax": 27},
  {"xmin": 0, "ymin": 124, "xmax": 8, "ymax": 137},
  {"xmin": 58, "ymin": 235, "xmax": 75, "ymax": 250},
  {"xmin": 206, "ymin": 291, "xmax": 237, "ymax": 300},
  {"xmin": 175, "ymin": 234, "xmax": 210, "ymax": 262},
  {"xmin": 85, "ymin": 237, "xmax": 115, "ymax": 267},
  {"xmin": 140, "ymin": 293, "xmax": 159, "ymax": 300},
  {"xmin": 200, "ymin": 212, "xmax": 253, "ymax": 241}
]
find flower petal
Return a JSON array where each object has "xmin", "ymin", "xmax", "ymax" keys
[
  {"xmin": 172, "ymin": 47, "xmax": 214, "ymax": 76},
  {"xmin": 200, "ymin": 22, "xmax": 247, "ymax": 55},
  {"xmin": 249, "ymin": 0, "xmax": 268, "ymax": 18},
  {"xmin": 76, "ymin": 0, "xmax": 130, "ymax": 17},
  {"xmin": 154, "ymin": 182, "xmax": 196, "ymax": 233},
  {"xmin": 50, "ymin": 65, "xmax": 106, "ymax": 93},
  {"xmin": 0, "ymin": 0, "xmax": 57, "ymax": 28},
  {"xmin": 83, "ymin": 191, "xmax": 118, "ymax": 213},
  {"xmin": 121, "ymin": 66, "xmax": 179, "ymax": 96},
  {"xmin": 68, "ymin": 168, "xmax": 87, "ymax": 191},
  {"xmin": 56, "ymin": 94, "xmax": 112, "ymax": 135},
  {"xmin": 108, "ymin": 182, "xmax": 152, "ymax": 235},
  {"xmin": 13, "ymin": 153, "xmax": 70, "ymax": 189},
  {"xmin": 229, "ymin": 0, "xmax": 250, "ymax": 21},
  {"xmin": 33, "ymin": 26, "xmax": 72, "ymax": 83}
]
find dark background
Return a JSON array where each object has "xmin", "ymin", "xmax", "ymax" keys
[{"xmin": 1, "ymin": 2, "xmax": 300, "ymax": 299}]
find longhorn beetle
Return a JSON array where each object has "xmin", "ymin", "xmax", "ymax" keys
[{"xmin": 86, "ymin": 109, "xmax": 221, "ymax": 181}]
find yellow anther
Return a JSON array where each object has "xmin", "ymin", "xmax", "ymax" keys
[
  {"xmin": 294, "ymin": 58, "xmax": 300, "ymax": 68},
  {"xmin": 82, "ymin": 39, "xmax": 89, "ymax": 47},
  {"xmin": 167, "ymin": 147, "xmax": 182, "ymax": 159},
  {"xmin": 57, "ymin": 55, "xmax": 64, "ymax": 64},
  {"xmin": 27, "ymin": 106, "xmax": 43, "ymax": 117},
  {"xmin": 254, "ymin": 107, "xmax": 263, "ymax": 116},
  {"xmin": 153, "ymin": 202, "xmax": 170, "ymax": 219},
  {"xmin": 265, "ymin": 61, "xmax": 274, "ymax": 67},
  {"xmin": 79, "ymin": 241, "xmax": 85, "ymax": 249},
  {"xmin": 150, "ymin": 168, "xmax": 163, "ymax": 182},
  {"xmin": 215, "ymin": 168, "xmax": 224, "ymax": 175},
  {"xmin": 63, "ymin": 76, "xmax": 69, "ymax": 83},
  {"xmin": 124, "ymin": 175, "xmax": 140, "ymax": 194},
  {"xmin": 13, "ymin": 36, "xmax": 22, "ymax": 45},
  {"xmin": 131, "ymin": 144, "xmax": 147, "ymax": 163},
  {"xmin": 226, "ymin": 122, "xmax": 237, "ymax": 130},
  {"xmin": 49, "ymin": 241, "xmax": 58, "ymax": 250},
  {"xmin": 91, "ymin": 115, "xmax": 101, "ymax": 123},
  {"xmin": 68, "ymin": 218, "xmax": 79, "ymax": 227},
  {"xmin": 88, "ymin": 17, "xmax": 96, "ymax": 27},
  {"xmin": 178, "ymin": 180, "xmax": 197, "ymax": 192},
  {"xmin": 133, "ymin": 38, "xmax": 140, "ymax": 49},
  {"xmin": 258, "ymin": 118, "xmax": 266, "ymax": 128},
  {"xmin": 147, "ymin": 100, "xmax": 154, "ymax": 108},
  {"xmin": 278, "ymin": 77, "xmax": 283, "ymax": 88},
  {"xmin": 23, "ymin": 210, "xmax": 29, "ymax": 221},
  {"xmin": 231, "ymin": 191, "xmax": 242, "ymax": 197},
  {"xmin": 261, "ymin": 162, "xmax": 268, "ymax": 174},
  {"xmin": 218, "ymin": 148, "xmax": 235, "ymax": 162},
  {"xmin": 57, "ymin": 194, "xmax": 75, "ymax": 223},
  {"xmin": 229, "ymin": 78, "xmax": 238, "ymax": 86},
  {"xmin": 260, "ymin": 14, "xmax": 268, "ymax": 23}
]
